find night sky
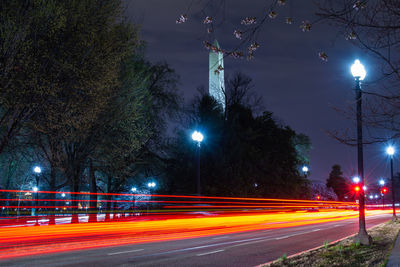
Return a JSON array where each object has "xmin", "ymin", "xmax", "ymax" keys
[{"xmin": 125, "ymin": 1, "xmax": 395, "ymax": 187}]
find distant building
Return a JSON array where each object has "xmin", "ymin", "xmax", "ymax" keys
[{"xmin": 209, "ymin": 40, "xmax": 226, "ymax": 111}]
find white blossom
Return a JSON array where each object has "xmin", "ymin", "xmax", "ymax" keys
[
  {"xmin": 318, "ymin": 52, "xmax": 328, "ymax": 62},
  {"xmin": 176, "ymin": 14, "xmax": 188, "ymax": 24},
  {"xmin": 300, "ymin": 21, "xmax": 312, "ymax": 32},
  {"xmin": 241, "ymin": 17, "xmax": 257, "ymax": 25},
  {"xmin": 234, "ymin": 30, "xmax": 243, "ymax": 39}
]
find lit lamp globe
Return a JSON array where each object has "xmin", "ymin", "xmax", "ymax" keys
[
  {"xmin": 386, "ymin": 146, "xmax": 395, "ymax": 156},
  {"xmin": 351, "ymin": 59, "xmax": 366, "ymax": 80},
  {"xmin": 192, "ymin": 131, "xmax": 204, "ymax": 143},
  {"xmin": 33, "ymin": 166, "xmax": 42, "ymax": 174},
  {"xmin": 302, "ymin": 166, "xmax": 309, "ymax": 173},
  {"xmin": 352, "ymin": 176, "xmax": 361, "ymax": 183},
  {"xmin": 379, "ymin": 179, "xmax": 385, "ymax": 186}
]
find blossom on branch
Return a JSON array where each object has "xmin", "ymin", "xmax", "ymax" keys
[
  {"xmin": 353, "ymin": 1, "xmax": 366, "ymax": 11},
  {"xmin": 318, "ymin": 52, "xmax": 328, "ymax": 62},
  {"xmin": 203, "ymin": 16, "xmax": 213, "ymax": 24},
  {"xmin": 231, "ymin": 51, "xmax": 243, "ymax": 59},
  {"xmin": 234, "ymin": 30, "xmax": 243, "ymax": 39},
  {"xmin": 278, "ymin": 0, "xmax": 286, "ymax": 6},
  {"xmin": 176, "ymin": 14, "xmax": 188, "ymax": 24},
  {"xmin": 346, "ymin": 31, "xmax": 357, "ymax": 40},
  {"xmin": 248, "ymin": 42, "xmax": 260, "ymax": 52},
  {"xmin": 241, "ymin": 17, "xmax": 257, "ymax": 25},
  {"xmin": 268, "ymin": 11, "xmax": 278, "ymax": 19},
  {"xmin": 300, "ymin": 21, "xmax": 311, "ymax": 32}
]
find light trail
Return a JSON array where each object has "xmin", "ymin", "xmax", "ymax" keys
[
  {"xmin": 0, "ymin": 209, "xmax": 391, "ymax": 260},
  {"xmin": 0, "ymin": 189, "xmax": 391, "ymax": 260}
]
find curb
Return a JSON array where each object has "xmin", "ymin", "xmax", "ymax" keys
[{"xmin": 256, "ymin": 222, "xmax": 386, "ymax": 267}]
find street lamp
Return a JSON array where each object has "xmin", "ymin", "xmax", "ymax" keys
[
  {"xmin": 379, "ymin": 179, "xmax": 385, "ymax": 186},
  {"xmin": 302, "ymin": 166, "xmax": 309, "ymax": 178},
  {"xmin": 192, "ymin": 131, "xmax": 204, "ymax": 196},
  {"xmin": 32, "ymin": 166, "xmax": 41, "ymax": 226},
  {"xmin": 386, "ymin": 145, "xmax": 397, "ymax": 219},
  {"xmin": 351, "ymin": 59, "xmax": 371, "ymax": 245},
  {"xmin": 352, "ymin": 176, "xmax": 361, "ymax": 183}
]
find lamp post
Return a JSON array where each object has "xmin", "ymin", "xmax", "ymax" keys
[
  {"xmin": 302, "ymin": 166, "xmax": 309, "ymax": 178},
  {"xmin": 131, "ymin": 187, "xmax": 137, "ymax": 213},
  {"xmin": 350, "ymin": 59, "xmax": 371, "ymax": 245},
  {"xmin": 192, "ymin": 131, "xmax": 204, "ymax": 196},
  {"xmin": 147, "ymin": 182, "xmax": 156, "ymax": 215},
  {"xmin": 386, "ymin": 146, "xmax": 397, "ymax": 219},
  {"xmin": 33, "ymin": 166, "xmax": 41, "ymax": 226}
]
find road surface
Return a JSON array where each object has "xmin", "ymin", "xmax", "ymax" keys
[{"xmin": 0, "ymin": 212, "xmax": 391, "ymax": 267}]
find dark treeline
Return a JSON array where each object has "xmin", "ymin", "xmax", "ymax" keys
[{"xmin": 0, "ymin": 0, "xmax": 311, "ymax": 204}]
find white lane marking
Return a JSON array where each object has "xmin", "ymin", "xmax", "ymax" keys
[
  {"xmin": 212, "ymin": 236, "xmax": 229, "ymax": 240},
  {"xmin": 312, "ymin": 229, "xmax": 321, "ymax": 232},
  {"xmin": 108, "ymin": 249, "xmax": 144, "ymax": 256},
  {"xmin": 196, "ymin": 249, "xmax": 224, "ymax": 256}
]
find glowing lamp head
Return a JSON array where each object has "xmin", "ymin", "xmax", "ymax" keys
[
  {"xmin": 131, "ymin": 187, "xmax": 137, "ymax": 192},
  {"xmin": 33, "ymin": 186, "xmax": 38, "ymax": 192},
  {"xmin": 352, "ymin": 176, "xmax": 360, "ymax": 183},
  {"xmin": 369, "ymin": 195, "xmax": 373, "ymax": 199},
  {"xmin": 316, "ymin": 195, "xmax": 320, "ymax": 200},
  {"xmin": 33, "ymin": 166, "xmax": 41, "ymax": 174},
  {"xmin": 354, "ymin": 185, "xmax": 360, "ymax": 192},
  {"xmin": 386, "ymin": 146, "xmax": 395, "ymax": 156},
  {"xmin": 383, "ymin": 187, "xmax": 388, "ymax": 194},
  {"xmin": 302, "ymin": 166, "xmax": 309, "ymax": 173},
  {"xmin": 351, "ymin": 59, "xmax": 366, "ymax": 80},
  {"xmin": 147, "ymin": 182, "xmax": 156, "ymax": 188},
  {"xmin": 379, "ymin": 179, "xmax": 385, "ymax": 186},
  {"xmin": 191, "ymin": 131, "xmax": 204, "ymax": 143},
  {"xmin": 363, "ymin": 186, "xmax": 367, "ymax": 191},
  {"xmin": 61, "ymin": 193, "xmax": 66, "ymax": 198}
]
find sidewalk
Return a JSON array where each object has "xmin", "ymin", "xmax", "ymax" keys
[{"xmin": 387, "ymin": 230, "xmax": 400, "ymax": 267}]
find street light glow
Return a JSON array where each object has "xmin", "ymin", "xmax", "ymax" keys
[
  {"xmin": 61, "ymin": 193, "xmax": 66, "ymax": 198},
  {"xmin": 131, "ymin": 187, "xmax": 137, "ymax": 192},
  {"xmin": 302, "ymin": 166, "xmax": 309, "ymax": 173},
  {"xmin": 351, "ymin": 59, "xmax": 366, "ymax": 80},
  {"xmin": 352, "ymin": 176, "xmax": 360, "ymax": 183},
  {"xmin": 33, "ymin": 166, "xmax": 42, "ymax": 174},
  {"xmin": 379, "ymin": 179, "xmax": 385, "ymax": 186},
  {"xmin": 33, "ymin": 186, "xmax": 38, "ymax": 192},
  {"xmin": 363, "ymin": 186, "xmax": 367, "ymax": 191},
  {"xmin": 147, "ymin": 182, "xmax": 156, "ymax": 188},
  {"xmin": 191, "ymin": 131, "xmax": 204, "ymax": 143},
  {"xmin": 386, "ymin": 146, "xmax": 395, "ymax": 156}
]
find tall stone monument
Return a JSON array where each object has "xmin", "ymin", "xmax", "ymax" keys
[{"xmin": 209, "ymin": 40, "xmax": 226, "ymax": 111}]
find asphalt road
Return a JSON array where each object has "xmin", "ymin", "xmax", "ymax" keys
[{"xmin": 0, "ymin": 213, "xmax": 391, "ymax": 267}]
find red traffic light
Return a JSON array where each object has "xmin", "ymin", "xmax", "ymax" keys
[
  {"xmin": 354, "ymin": 185, "xmax": 361, "ymax": 192},
  {"xmin": 382, "ymin": 187, "xmax": 388, "ymax": 194},
  {"xmin": 317, "ymin": 195, "xmax": 321, "ymax": 200}
]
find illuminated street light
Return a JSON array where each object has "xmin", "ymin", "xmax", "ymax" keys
[
  {"xmin": 351, "ymin": 59, "xmax": 366, "ymax": 81},
  {"xmin": 369, "ymin": 195, "xmax": 373, "ymax": 200},
  {"xmin": 33, "ymin": 166, "xmax": 42, "ymax": 174},
  {"xmin": 379, "ymin": 179, "xmax": 385, "ymax": 186},
  {"xmin": 350, "ymin": 59, "xmax": 371, "ymax": 245},
  {"xmin": 302, "ymin": 166, "xmax": 309, "ymax": 173},
  {"xmin": 33, "ymin": 186, "xmax": 38, "ymax": 192},
  {"xmin": 363, "ymin": 186, "xmax": 367, "ymax": 191},
  {"xmin": 61, "ymin": 193, "xmax": 66, "ymax": 198},
  {"xmin": 147, "ymin": 182, "xmax": 156, "ymax": 188},
  {"xmin": 374, "ymin": 194, "xmax": 379, "ymax": 199},
  {"xmin": 192, "ymin": 130, "xmax": 204, "ymax": 196},
  {"xmin": 131, "ymin": 187, "xmax": 137, "ymax": 192},
  {"xmin": 386, "ymin": 145, "xmax": 397, "ymax": 218},
  {"xmin": 352, "ymin": 176, "xmax": 361, "ymax": 183},
  {"xmin": 386, "ymin": 146, "xmax": 395, "ymax": 156}
]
